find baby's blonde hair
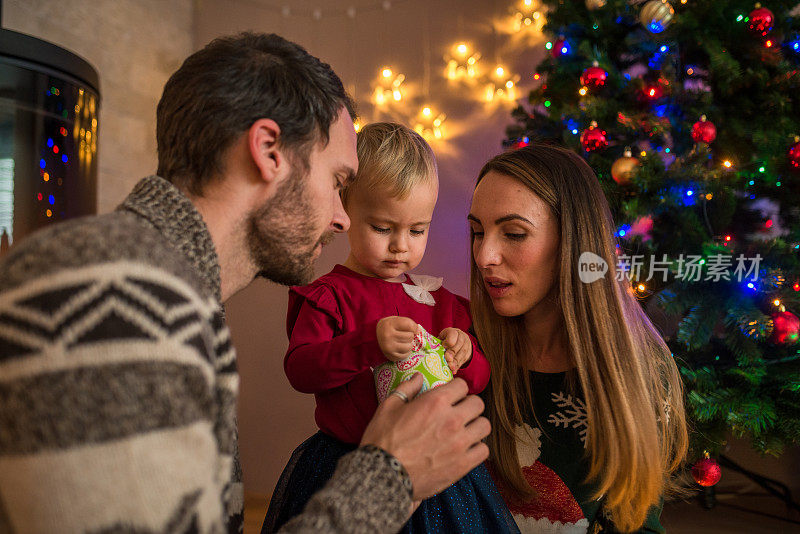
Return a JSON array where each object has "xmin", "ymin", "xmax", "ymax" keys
[{"xmin": 342, "ymin": 122, "xmax": 438, "ymax": 207}]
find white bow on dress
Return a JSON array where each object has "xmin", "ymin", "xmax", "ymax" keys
[{"xmin": 402, "ymin": 273, "xmax": 443, "ymax": 306}]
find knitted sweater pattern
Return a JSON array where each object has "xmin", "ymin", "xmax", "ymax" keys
[{"xmin": 0, "ymin": 176, "xmax": 410, "ymax": 534}]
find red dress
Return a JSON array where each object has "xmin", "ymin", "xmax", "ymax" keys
[{"xmin": 285, "ymin": 264, "xmax": 490, "ymax": 444}]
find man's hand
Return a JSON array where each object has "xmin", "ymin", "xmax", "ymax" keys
[
  {"xmin": 377, "ymin": 316, "xmax": 418, "ymax": 362},
  {"xmin": 438, "ymin": 327, "xmax": 473, "ymax": 373},
  {"xmin": 360, "ymin": 374, "xmax": 491, "ymax": 502}
]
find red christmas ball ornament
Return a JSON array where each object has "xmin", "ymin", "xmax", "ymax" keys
[
  {"xmin": 748, "ymin": 4, "xmax": 774, "ymax": 36},
  {"xmin": 788, "ymin": 137, "xmax": 800, "ymax": 168},
  {"xmin": 580, "ymin": 121, "xmax": 608, "ymax": 152},
  {"xmin": 771, "ymin": 310, "xmax": 800, "ymax": 344},
  {"xmin": 580, "ymin": 62, "xmax": 608, "ymax": 89},
  {"xmin": 692, "ymin": 454, "xmax": 722, "ymax": 487},
  {"xmin": 691, "ymin": 115, "xmax": 717, "ymax": 144},
  {"xmin": 551, "ymin": 36, "xmax": 569, "ymax": 58}
]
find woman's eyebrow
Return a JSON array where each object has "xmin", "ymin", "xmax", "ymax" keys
[
  {"xmin": 495, "ymin": 214, "xmax": 534, "ymax": 226},
  {"xmin": 467, "ymin": 213, "xmax": 534, "ymax": 226}
]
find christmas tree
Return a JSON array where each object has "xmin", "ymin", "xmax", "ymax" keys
[{"xmin": 506, "ymin": 0, "xmax": 800, "ymax": 466}]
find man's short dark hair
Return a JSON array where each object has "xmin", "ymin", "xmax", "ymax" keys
[{"xmin": 156, "ymin": 32, "xmax": 356, "ymax": 196}]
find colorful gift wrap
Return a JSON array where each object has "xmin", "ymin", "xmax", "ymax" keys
[{"xmin": 374, "ymin": 324, "xmax": 454, "ymax": 402}]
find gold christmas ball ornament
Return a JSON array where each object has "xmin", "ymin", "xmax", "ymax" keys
[
  {"xmin": 640, "ymin": 0, "xmax": 675, "ymax": 34},
  {"xmin": 611, "ymin": 147, "xmax": 640, "ymax": 185},
  {"xmin": 586, "ymin": 0, "xmax": 607, "ymax": 10}
]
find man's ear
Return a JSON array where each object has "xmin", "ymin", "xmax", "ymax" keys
[{"xmin": 248, "ymin": 118, "xmax": 285, "ymax": 185}]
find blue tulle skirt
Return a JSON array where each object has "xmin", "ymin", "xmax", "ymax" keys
[{"xmin": 261, "ymin": 431, "xmax": 519, "ymax": 533}]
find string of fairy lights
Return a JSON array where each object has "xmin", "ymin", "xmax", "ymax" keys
[{"xmin": 346, "ymin": 0, "xmax": 548, "ymax": 141}]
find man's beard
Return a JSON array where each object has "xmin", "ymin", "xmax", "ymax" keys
[{"xmin": 246, "ymin": 167, "xmax": 334, "ymax": 286}]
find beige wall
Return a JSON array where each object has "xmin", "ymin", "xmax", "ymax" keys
[{"xmin": 2, "ymin": 0, "xmax": 194, "ymax": 214}]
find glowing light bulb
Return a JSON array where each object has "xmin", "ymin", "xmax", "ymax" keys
[
  {"xmin": 422, "ymin": 107, "xmax": 431, "ymax": 116},
  {"xmin": 774, "ymin": 299, "xmax": 781, "ymax": 306},
  {"xmin": 506, "ymin": 81, "xmax": 514, "ymax": 89},
  {"xmin": 496, "ymin": 67, "xmax": 505, "ymax": 77},
  {"xmin": 457, "ymin": 44, "xmax": 468, "ymax": 55},
  {"xmin": 723, "ymin": 160, "xmax": 732, "ymax": 168},
  {"xmin": 382, "ymin": 68, "xmax": 392, "ymax": 78},
  {"xmin": 579, "ymin": 87, "xmax": 588, "ymax": 95}
]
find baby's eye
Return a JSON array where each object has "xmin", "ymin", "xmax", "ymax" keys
[
  {"xmin": 410, "ymin": 229, "xmax": 425, "ymax": 236},
  {"xmin": 470, "ymin": 229, "xmax": 484, "ymax": 239},
  {"xmin": 370, "ymin": 225, "xmax": 390, "ymax": 234}
]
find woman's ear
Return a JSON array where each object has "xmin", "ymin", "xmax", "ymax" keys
[{"xmin": 248, "ymin": 118, "xmax": 284, "ymax": 185}]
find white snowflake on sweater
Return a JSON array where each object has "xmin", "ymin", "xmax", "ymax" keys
[{"xmin": 548, "ymin": 392, "xmax": 588, "ymax": 447}]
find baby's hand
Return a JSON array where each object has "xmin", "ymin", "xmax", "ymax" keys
[
  {"xmin": 438, "ymin": 327, "xmax": 473, "ymax": 373},
  {"xmin": 377, "ymin": 316, "xmax": 418, "ymax": 362}
]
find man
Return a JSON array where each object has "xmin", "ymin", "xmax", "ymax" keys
[{"xmin": 0, "ymin": 33, "xmax": 490, "ymax": 533}]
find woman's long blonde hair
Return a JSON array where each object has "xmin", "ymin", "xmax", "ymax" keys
[{"xmin": 471, "ymin": 144, "xmax": 688, "ymax": 532}]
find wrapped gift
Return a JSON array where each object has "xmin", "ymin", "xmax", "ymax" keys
[{"xmin": 374, "ymin": 324, "xmax": 454, "ymax": 402}]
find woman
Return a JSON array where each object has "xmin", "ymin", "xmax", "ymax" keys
[{"xmin": 468, "ymin": 144, "xmax": 688, "ymax": 533}]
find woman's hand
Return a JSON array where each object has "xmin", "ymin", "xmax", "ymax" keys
[
  {"xmin": 377, "ymin": 316, "xmax": 418, "ymax": 361},
  {"xmin": 438, "ymin": 327, "xmax": 473, "ymax": 373}
]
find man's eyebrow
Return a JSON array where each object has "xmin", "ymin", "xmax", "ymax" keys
[{"xmin": 338, "ymin": 166, "xmax": 356, "ymax": 185}]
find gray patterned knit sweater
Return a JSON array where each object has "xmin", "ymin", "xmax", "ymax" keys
[{"xmin": 0, "ymin": 176, "xmax": 411, "ymax": 534}]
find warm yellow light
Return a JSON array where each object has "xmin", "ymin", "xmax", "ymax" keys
[
  {"xmin": 496, "ymin": 66, "xmax": 505, "ymax": 77},
  {"xmin": 705, "ymin": 193, "xmax": 713, "ymax": 200},
  {"xmin": 422, "ymin": 107, "xmax": 431, "ymax": 116},
  {"xmin": 506, "ymin": 81, "xmax": 514, "ymax": 89},
  {"xmin": 43, "ymin": 172, "xmax": 49, "ymax": 182},
  {"xmin": 485, "ymin": 86, "xmax": 495, "ymax": 102},
  {"xmin": 774, "ymin": 299, "xmax": 782, "ymax": 306},
  {"xmin": 533, "ymin": 11, "xmax": 540, "ymax": 19},
  {"xmin": 382, "ymin": 68, "xmax": 392, "ymax": 78},
  {"xmin": 353, "ymin": 121, "xmax": 362, "ymax": 132},
  {"xmin": 46, "ymin": 209, "xmax": 52, "ymax": 217},
  {"xmin": 579, "ymin": 86, "xmax": 588, "ymax": 96},
  {"xmin": 687, "ymin": 68, "xmax": 694, "ymax": 75},
  {"xmin": 392, "ymin": 90, "xmax": 402, "ymax": 101},
  {"xmin": 467, "ymin": 57, "xmax": 476, "ymax": 65},
  {"xmin": 637, "ymin": 284, "xmax": 646, "ymax": 292},
  {"xmin": 524, "ymin": 0, "xmax": 532, "ymax": 6},
  {"xmin": 433, "ymin": 118, "xmax": 442, "ymax": 127},
  {"xmin": 723, "ymin": 160, "xmax": 732, "ymax": 168},
  {"xmin": 457, "ymin": 43, "xmax": 468, "ymax": 55},
  {"xmin": 640, "ymin": 151, "xmax": 647, "ymax": 157},
  {"xmin": 524, "ymin": 18, "xmax": 531, "ymax": 25}
]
